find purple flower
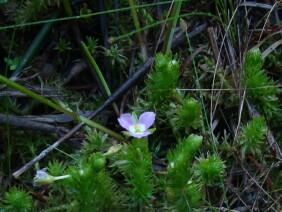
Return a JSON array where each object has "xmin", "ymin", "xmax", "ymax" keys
[{"xmin": 118, "ymin": 112, "xmax": 156, "ymax": 138}]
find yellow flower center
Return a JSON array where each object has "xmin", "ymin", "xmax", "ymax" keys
[
  {"xmin": 134, "ymin": 124, "xmax": 141, "ymax": 133},
  {"xmin": 129, "ymin": 124, "xmax": 145, "ymax": 134}
]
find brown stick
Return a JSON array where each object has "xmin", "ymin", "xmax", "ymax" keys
[
  {"xmin": 12, "ymin": 121, "xmax": 84, "ymax": 178},
  {"xmin": 247, "ymin": 154, "xmax": 273, "ymax": 190},
  {"xmin": 0, "ymin": 114, "xmax": 68, "ymax": 136},
  {"xmin": 207, "ymin": 27, "xmax": 223, "ymax": 69}
]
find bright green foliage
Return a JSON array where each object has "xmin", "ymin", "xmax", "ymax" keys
[
  {"xmin": 167, "ymin": 135, "xmax": 203, "ymax": 186},
  {"xmin": 166, "ymin": 134, "xmax": 203, "ymax": 209},
  {"xmin": 176, "ymin": 97, "xmax": 202, "ymax": 132},
  {"xmin": 194, "ymin": 154, "xmax": 225, "ymax": 186},
  {"xmin": 81, "ymin": 128, "xmax": 108, "ymax": 156},
  {"xmin": 243, "ymin": 48, "xmax": 279, "ymax": 118},
  {"xmin": 48, "ymin": 159, "xmax": 67, "ymax": 176},
  {"xmin": 64, "ymin": 153, "xmax": 115, "ymax": 211},
  {"xmin": 2, "ymin": 187, "xmax": 32, "ymax": 211},
  {"xmin": 113, "ymin": 138, "xmax": 154, "ymax": 207},
  {"xmin": 147, "ymin": 52, "xmax": 180, "ymax": 105},
  {"xmin": 166, "ymin": 180, "xmax": 202, "ymax": 211},
  {"xmin": 244, "ymin": 48, "xmax": 264, "ymax": 71},
  {"xmin": 239, "ymin": 116, "xmax": 267, "ymax": 158}
]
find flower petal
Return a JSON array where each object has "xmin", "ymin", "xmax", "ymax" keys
[
  {"xmin": 35, "ymin": 168, "xmax": 49, "ymax": 180},
  {"xmin": 118, "ymin": 113, "xmax": 135, "ymax": 131},
  {"xmin": 138, "ymin": 112, "xmax": 156, "ymax": 130},
  {"xmin": 129, "ymin": 130, "xmax": 151, "ymax": 138}
]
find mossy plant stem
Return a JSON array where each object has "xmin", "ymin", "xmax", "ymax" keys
[
  {"xmin": 172, "ymin": 89, "xmax": 184, "ymax": 105},
  {"xmin": 128, "ymin": 0, "xmax": 148, "ymax": 62}
]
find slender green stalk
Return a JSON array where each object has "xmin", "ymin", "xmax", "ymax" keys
[
  {"xmin": 81, "ymin": 42, "xmax": 119, "ymax": 115},
  {"xmin": 112, "ymin": 12, "xmax": 215, "ymax": 42},
  {"xmin": 81, "ymin": 42, "xmax": 111, "ymax": 96},
  {"xmin": 5, "ymin": 107, "xmax": 11, "ymax": 178},
  {"xmin": 184, "ymin": 26, "xmax": 214, "ymax": 150},
  {"xmin": 0, "ymin": 74, "xmax": 126, "ymax": 141},
  {"xmin": 128, "ymin": 0, "xmax": 148, "ymax": 61},
  {"xmin": 4, "ymin": 24, "xmax": 16, "ymax": 180},
  {"xmin": 79, "ymin": 116, "xmax": 125, "ymax": 141},
  {"xmin": 0, "ymin": 75, "xmax": 77, "ymax": 118},
  {"xmin": 5, "ymin": 29, "xmax": 16, "ymax": 76},
  {"xmin": 62, "ymin": 0, "xmax": 72, "ymax": 15},
  {"xmin": 12, "ymin": 10, "xmax": 60, "ymax": 78},
  {"xmin": 0, "ymin": 12, "xmax": 215, "ymax": 48},
  {"xmin": 0, "ymin": 1, "xmax": 202, "ymax": 31},
  {"xmin": 63, "ymin": 0, "xmax": 119, "ymax": 115},
  {"xmin": 162, "ymin": 0, "xmax": 183, "ymax": 54},
  {"xmin": 184, "ymin": 24, "xmax": 230, "ymax": 211}
]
